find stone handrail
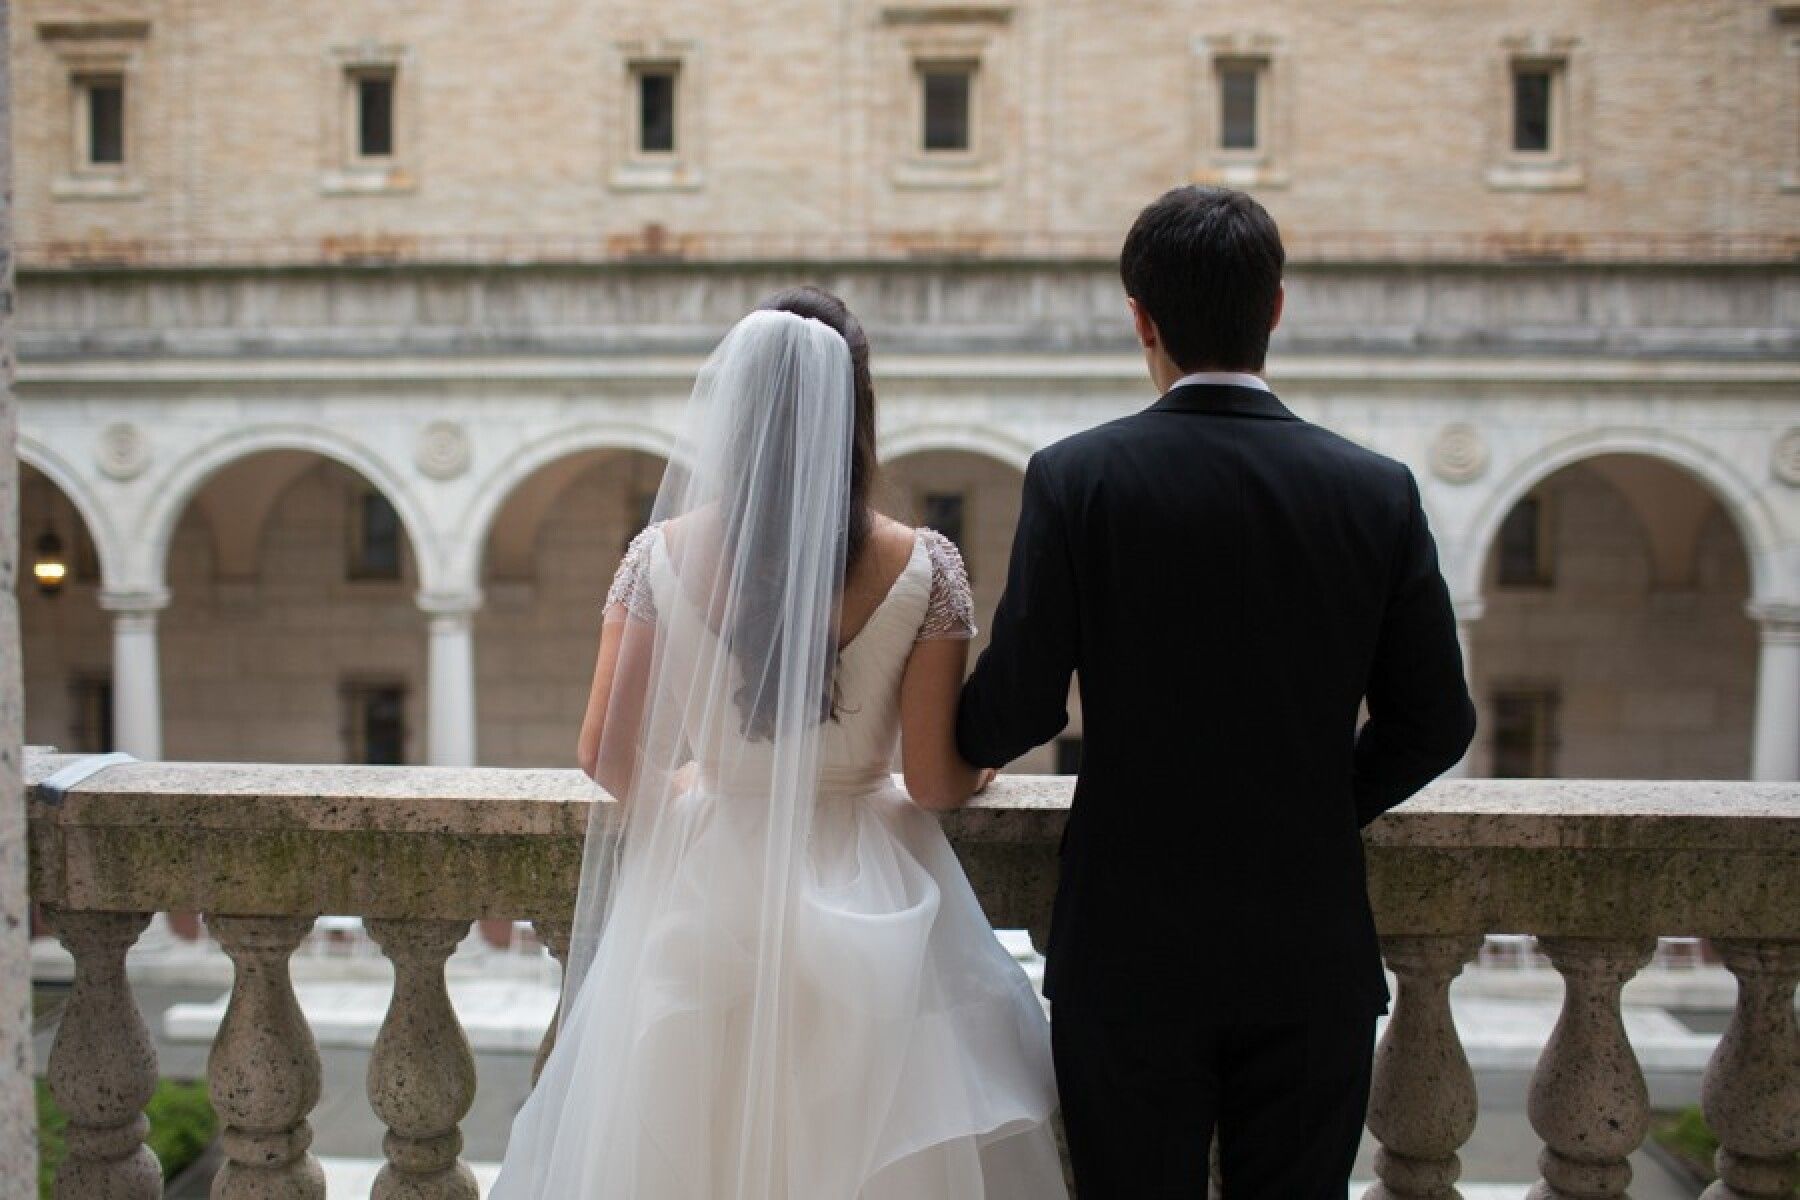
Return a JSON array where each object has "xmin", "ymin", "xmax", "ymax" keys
[{"xmin": 24, "ymin": 750, "xmax": 1800, "ymax": 1199}]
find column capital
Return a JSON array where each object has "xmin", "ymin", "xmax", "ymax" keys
[
  {"xmin": 1746, "ymin": 601, "xmax": 1800, "ymax": 640},
  {"xmin": 416, "ymin": 590, "xmax": 483, "ymax": 620},
  {"xmin": 98, "ymin": 588, "xmax": 171, "ymax": 616}
]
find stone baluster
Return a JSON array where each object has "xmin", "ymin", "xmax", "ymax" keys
[
  {"xmin": 530, "ymin": 919, "xmax": 572, "ymax": 1084},
  {"xmin": 1699, "ymin": 939, "xmax": 1799, "ymax": 1199},
  {"xmin": 207, "ymin": 914, "xmax": 326, "ymax": 1199},
  {"xmin": 366, "ymin": 918, "xmax": 480, "ymax": 1199},
  {"xmin": 1526, "ymin": 936, "xmax": 1656, "ymax": 1200},
  {"xmin": 42, "ymin": 906, "xmax": 162, "ymax": 1199},
  {"xmin": 1364, "ymin": 934, "xmax": 1486, "ymax": 1200}
]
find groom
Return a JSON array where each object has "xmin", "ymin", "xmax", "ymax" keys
[{"xmin": 955, "ymin": 186, "xmax": 1476, "ymax": 1197}]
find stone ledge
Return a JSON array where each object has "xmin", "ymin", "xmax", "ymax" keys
[{"xmin": 25, "ymin": 751, "xmax": 1799, "ymax": 942}]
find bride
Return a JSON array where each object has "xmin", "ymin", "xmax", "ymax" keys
[{"xmin": 489, "ymin": 288, "xmax": 1067, "ymax": 1199}]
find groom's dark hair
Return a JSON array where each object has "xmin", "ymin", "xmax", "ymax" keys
[{"xmin": 1119, "ymin": 186, "xmax": 1285, "ymax": 373}]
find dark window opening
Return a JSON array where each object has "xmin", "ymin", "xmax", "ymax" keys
[
  {"xmin": 1491, "ymin": 688, "xmax": 1559, "ymax": 778},
  {"xmin": 86, "ymin": 78, "xmax": 124, "ymax": 165},
  {"xmin": 351, "ymin": 491, "xmax": 403, "ymax": 580},
  {"xmin": 1219, "ymin": 64, "xmax": 1260, "ymax": 151},
  {"xmin": 1497, "ymin": 494, "xmax": 1553, "ymax": 588},
  {"xmin": 1512, "ymin": 67, "xmax": 1553, "ymax": 153},
  {"xmin": 69, "ymin": 676, "xmax": 113, "ymax": 754},
  {"xmin": 922, "ymin": 68, "xmax": 973, "ymax": 153},
  {"xmin": 357, "ymin": 73, "xmax": 395, "ymax": 158},
  {"xmin": 922, "ymin": 492, "xmax": 967, "ymax": 556},
  {"xmin": 638, "ymin": 69, "xmax": 677, "ymax": 154},
  {"xmin": 1056, "ymin": 737, "xmax": 1085, "ymax": 775},
  {"xmin": 345, "ymin": 683, "xmax": 407, "ymax": 765}
]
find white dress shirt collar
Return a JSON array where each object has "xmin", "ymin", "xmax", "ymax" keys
[{"xmin": 1168, "ymin": 370, "xmax": 1272, "ymax": 394}]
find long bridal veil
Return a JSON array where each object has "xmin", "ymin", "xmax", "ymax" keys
[{"xmin": 537, "ymin": 309, "xmax": 856, "ymax": 1195}]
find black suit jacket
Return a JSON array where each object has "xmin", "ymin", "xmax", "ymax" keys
[{"xmin": 956, "ymin": 383, "xmax": 1476, "ymax": 1020}]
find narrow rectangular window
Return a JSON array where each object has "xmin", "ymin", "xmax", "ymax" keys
[
  {"xmin": 637, "ymin": 68, "xmax": 677, "ymax": 154},
  {"xmin": 68, "ymin": 676, "xmax": 113, "ymax": 754},
  {"xmin": 922, "ymin": 492, "xmax": 966, "ymax": 553},
  {"xmin": 922, "ymin": 67, "xmax": 973, "ymax": 153},
  {"xmin": 1491, "ymin": 688, "xmax": 1559, "ymax": 778},
  {"xmin": 1219, "ymin": 62, "xmax": 1260, "ymax": 151},
  {"xmin": 350, "ymin": 490, "xmax": 403, "ymax": 580},
  {"xmin": 84, "ymin": 76, "xmax": 125, "ymax": 165},
  {"xmin": 1512, "ymin": 66, "xmax": 1554, "ymax": 153},
  {"xmin": 1497, "ymin": 493, "xmax": 1553, "ymax": 588},
  {"xmin": 357, "ymin": 72, "xmax": 395, "ymax": 158},
  {"xmin": 344, "ymin": 683, "xmax": 407, "ymax": 765}
]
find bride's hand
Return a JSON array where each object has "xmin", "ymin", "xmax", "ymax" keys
[
  {"xmin": 973, "ymin": 767, "xmax": 998, "ymax": 795},
  {"xmin": 672, "ymin": 761, "xmax": 699, "ymax": 793}
]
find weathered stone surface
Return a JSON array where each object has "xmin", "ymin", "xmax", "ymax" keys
[
  {"xmin": 1364, "ymin": 934, "xmax": 1486, "ymax": 1200},
  {"xmin": 41, "ymin": 907, "xmax": 160, "ymax": 1200},
  {"xmin": 207, "ymin": 914, "xmax": 325, "ymax": 1200},
  {"xmin": 1700, "ymin": 940, "xmax": 1800, "ymax": 1199},
  {"xmin": 23, "ymin": 755, "xmax": 1798, "ymax": 946},
  {"xmin": 0, "ymin": 3, "xmax": 36, "ymax": 1189},
  {"xmin": 365, "ymin": 918, "xmax": 479, "ymax": 1200},
  {"xmin": 1526, "ymin": 937, "xmax": 1658, "ymax": 1200}
]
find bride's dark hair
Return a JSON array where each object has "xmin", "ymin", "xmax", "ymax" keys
[
  {"xmin": 716, "ymin": 287, "xmax": 876, "ymax": 741},
  {"xmin": 755, "ymin": 286, "xmax": 878, "ymax": 574}
]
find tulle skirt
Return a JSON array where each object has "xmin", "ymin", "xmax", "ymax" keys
[{"xmin": 489, "ymin": 783, "xmax": 1068, "ymax": 1199}]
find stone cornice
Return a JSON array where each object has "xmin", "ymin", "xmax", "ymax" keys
[{"xmin": 16, "ymin": 354, "xmax": 1800, "ymax": 391}]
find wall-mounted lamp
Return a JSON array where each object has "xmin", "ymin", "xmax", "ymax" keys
[{"xmin": 33, "ymin": 527, "xmax": 68, "ymax": 596}]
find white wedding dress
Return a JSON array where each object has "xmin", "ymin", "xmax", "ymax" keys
[{"xmin": 490, "ymin": 523, "xmax": 1068, "ymax": 1199}]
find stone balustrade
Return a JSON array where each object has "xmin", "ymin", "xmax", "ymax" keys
[{"xmin": 24, "ymin": 750, "xmax": 1799, "ymax": 1198}]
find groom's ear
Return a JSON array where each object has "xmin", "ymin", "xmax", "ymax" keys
[
  {"xmin": 1269, "ymin": 283, "xmax": 1285, "ymax": 336},
  {"xmin": 1127, "ymin": 297, "xmax": 1160, "ymax": 351}
]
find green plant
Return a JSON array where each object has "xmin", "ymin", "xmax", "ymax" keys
[
  {"xmin": 1652, "ymin": 1105, "xmax": 1719, "ymax": 1181},
  {"xmin": 36, "ymin": 1078, "xmax": 218, "ymax": 1199}
]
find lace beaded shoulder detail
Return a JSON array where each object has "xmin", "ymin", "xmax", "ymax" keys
[
  {"xmin": 916, "ymin": 528, "xmax": 976, "ymax": 641},
  {"xmin": 603, "ymin": 525, "xmax": 659, "ymax": 623}
]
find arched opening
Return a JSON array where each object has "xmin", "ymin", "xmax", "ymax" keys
[
  {"xmin": 879, "ymin": 449, "xmax": 1074, "ymax": 774},
  {"xmin": 17, "ymin": 463, "xmax": 112, "ymax": 751},
  {"xmin": 1471, "ymin": 453, "xmax": 1756, "ymax": 779},
  {"xmin": 161, "ymin": 451, "xmax": 425, "ymax": 764},
  {"xmin": 475, "ymin": 448, "xmax": 669, "ymax": 768}
]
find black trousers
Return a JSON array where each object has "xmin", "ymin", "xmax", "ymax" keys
[{"xmin": 1051, "ymin": 1002, "xmax": 1376, "ymax": 1199}]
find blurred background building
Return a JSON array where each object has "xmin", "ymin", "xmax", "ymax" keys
[{"xmin": 12, "ymin": 0, "xmax": 1799, "ymax": 780}]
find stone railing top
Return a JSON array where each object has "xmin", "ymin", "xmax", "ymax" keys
[
  {"xmin": 24, "ymin": 752, "xmax": 1797, "ymax": 850},
  {"xmin": 24, "ymin": 750, "xmax": 1800, "ymax": 941}
]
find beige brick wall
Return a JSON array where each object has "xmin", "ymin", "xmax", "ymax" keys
[{"xmin": 12, "ymin": 0, "xmax": 1796, "ymax": 254}]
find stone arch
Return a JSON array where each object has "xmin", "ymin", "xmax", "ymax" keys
[
  {"xmin": 16, "ymin": 434, "xmax": 121, "ymax": 589},
  {"xmin": 878, "ymin": 423, "xmax": 1035, "ymax": 474},
  {"xmin": 456, "ymin": 422, "xmax": 681, "ymax": 589},
  {"xmin": 1461, "ymin": 427, "xmax": 1783, "ymax": 602},
  {"xmin": 138, "ymin": 424, "xmax": 439, "ymax": 594}
]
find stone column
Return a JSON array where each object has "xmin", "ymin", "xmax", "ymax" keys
[
  {"xmin": 530, "ymin": 919, "xmax": 572, "ymax": 1084},
  {"xmin": 0, "ymin": 1, "xmax": 36, "ymax": 1188},
  {"xmin": 207, "ymin": 915, "xmax": 326, "ymax": 1199},
  {"xmin": 1445, "ymin": 599, "xmax": 1484, "ymax": 778},
  {"xmin": 1527, "ymin": 936, "xmax": 1656, "ymax": 1200},
  {"xmin": 421, "ymin": 592, "xmax": 481, "ymax": 767},
  {"xmin": 1364, "ymin": 934, "xmax": 1486, "ymax": 1200},
  {"xmin": 42, "ymin": 907, "xmax": 162, "ymax": 1199},
  {"xmin": 365, "ymin": 918, "xmax": 480, "ymax": 1199},
  {"xmin": 1699, "ymin": 939, "xmax": 1799, "ymax": 1199},
  {"xmin": 100, "ymin": 590, "xmax": 169, "ymax": 761},
  {"xmin": 1747, "ymin": 603, "xmax": 1800, "ymax": 781}
]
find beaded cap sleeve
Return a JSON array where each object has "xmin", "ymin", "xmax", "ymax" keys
[
  {"xmin": 916, "ymin": 528, "xmax": 976, "ymax": 641},
  {"xmin": 603, "ymin": 526, "xmax": 659, "ymax": 623}
]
